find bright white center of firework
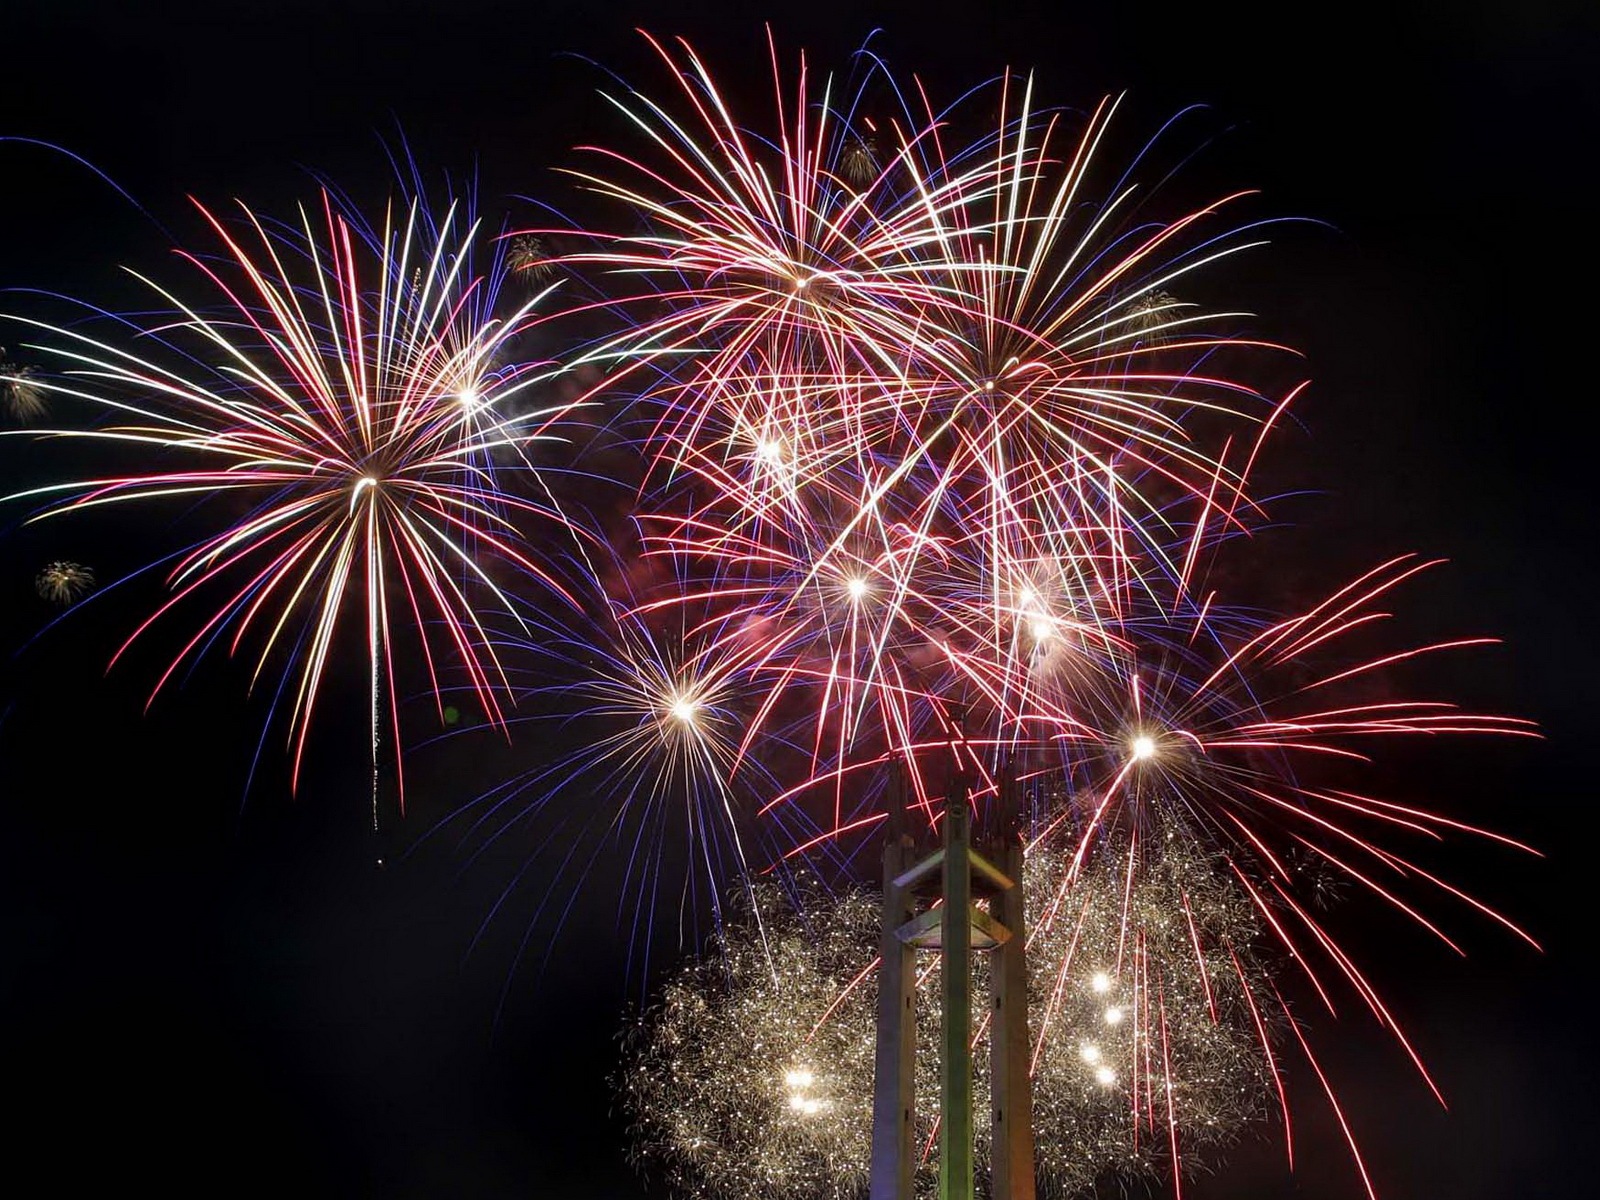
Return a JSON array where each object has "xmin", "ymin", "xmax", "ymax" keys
[
  {"xmin": 1079, "ymin": 1042, "xmax": 1101, "ymax": 1065},
  {"xmin": 1090, "ymin": 971, "xmax": 1112, "ymax": 994},
  {"xmin": 802, "ymin": 1099, "xmax": 822, "ymax": 1115},
  {"xmin": 1029, "ymin": 617, "xmax": 1053, "ymax": 643},
  {"xmin": 788, "ymin": 1093, "xmax": 807, "ymax": 1111},
  {"xmin": 458, "ymin": 386, "xmax": 481, "ymax": 408},
  {"xmin": 1095, "ymin": 1066, "xmax": 1117, "ymax": 1087},
  {"xmin": 1131, "ymin": 735, "xmax": 1157, "ymax": 761},
  {"xmin": 1104, "ymin": 1006, "xmax": 1125, "ymax": 1026},
  {"xmin": 354, "ymin": 475, "xmax": 379, "ymax": 494},
  {"xmin": 784, "ymin": 1069, "xmax": 814, "ymax": 1090},
  {"xmin": 1018, "ymin": 587, "xmax": 1037, "ymax": 608},
  {"xmin": 983, "ymin": 379, "xmax": 996, "ymax": 392},
  {"xmin": 669, "ymin": 696, "xmax": 699, "ymax": 724},
  {"xmin": 847, "ymin": 577, "xmax": 869, "ymax": 601},
  {"xmin": 758, "ymin": 439, "xmax": 783, "ymax": 462}
]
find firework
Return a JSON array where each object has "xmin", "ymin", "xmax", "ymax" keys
[
  {"xmin": 533, "ymin": 36, "xmax": 1303, "ymax": 818},
  {"xmin": 2, "ymin": 187, "xmax": 584, "ymax": 803},
  {"xmin": 1122, "ymin": 289, "xmax": 1184, "ymax": 345},
  {"xmin": 1, "ymin": 348, "xmax": 47, "ymax": 421},
  {"xmin": 35, "ymin": 559, "xmax": 95, "ymax": 605},
  {"xmin": 506, "ymin": 233, "xmax": 555, "ymax": 283},
  {"xmin": 621, "ymin": 838, "xmax": 1275, "ymax": 1199},
  {"xmin": 839, "ymin": 133, "xmax": 880, "ymax": 187},
  {"xmin": 557, "ymin": 29, "xmax": 941, "ymax": 349},
  {"xmin": 1026, "ymin": 836, "xmax": 1278, "ymax": 1192},
  {"xmin": 433, "ymin": 541, "xmax": 848, "ymax": 982}
]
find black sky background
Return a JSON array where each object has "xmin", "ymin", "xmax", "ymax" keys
[{"xmin": 2, "ymin": 2, "xmax": 1596, "ymax": 1197}]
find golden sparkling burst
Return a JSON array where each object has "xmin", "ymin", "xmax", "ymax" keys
[
  {"xmin": 620, "ymin": 839, "xmax": 1278, "ymax": 1199},
  {"xmin": 2, "ymin": 351, "xmax": 47, "ymax": 422},
  {"xmin": 621, "ymin": 881, "xmax": 882, "ymax": 1200},
  {"xmin": 506, "ymin": 233, "xmax": 554, "ymax": 282},
  {"xmin": 35, "ymin": 559, "xmax": 95, "ymax": 605},
  {"xmin": 1026, "ymin": 836, "xmax": 1277, "ymax": 1191}
]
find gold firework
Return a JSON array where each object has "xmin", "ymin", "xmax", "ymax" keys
[
  {"xmin": 35, "ymin": 559, "xmax": 95, "ymax": 605},
  {"xmin": 2, "ymin": 349, "xmax": 47, "ymax": 422},
  {"xmin": 621, "ymin": 838, "xmax": 1277, "ymax": 1198}
]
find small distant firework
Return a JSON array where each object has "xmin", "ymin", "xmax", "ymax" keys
[
  {"xmin": 620, "ymin": 841, "xmax": 1275, "ymax": 1199},
  {"xmin": 839, "ymin": 133, "xmax": 879, "ymax": 186},
  {"xmin": 1, "ymin": 349, "xmax": 46, "ymax": 421},
  {"xmin": 35, "ymin": 559, "xmax": 94, "ymax": 605},
  {"xmin": 506, "ymin": 233, "xmax": 554, "ymax": 282},
  {"xmin": 1123, "ymin": 289, "xmax": 1184, "ymax": 344}
]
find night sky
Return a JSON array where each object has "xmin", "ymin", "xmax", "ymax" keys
[{"xmin": 1, "ymin": 2, "xmax": 1594, "ymax": 1197}]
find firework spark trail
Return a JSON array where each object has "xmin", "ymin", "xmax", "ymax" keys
[{"xmin": 3, "ymin": 186, "xmax": 589, "ymax": 808}]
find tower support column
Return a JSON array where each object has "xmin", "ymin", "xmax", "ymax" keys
[
  {"xmin": 939, "ymin": 781, "xmax": 974, "ymax": 1200},
  {"xmin": 989, "ymin": 815, "xmax": 1035, "ymax": 1200},
  {"xmin": 870, "ymin": 770, "xmax": 917, "ymax": 1200}
]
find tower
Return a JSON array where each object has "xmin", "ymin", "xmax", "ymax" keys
[{"xmin": 869, "ymin": 762, "xmax": 1036, "ymax": 1200}]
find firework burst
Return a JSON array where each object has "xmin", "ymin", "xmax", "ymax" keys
[
  {"xmin": 34, "ymin": 559, "xmax": 95, "ymax": 605},
  {"xmin": 3, "ymin": 187, "xmax": 586, "ymax": 805},
  {"xmin": 434, "ymin": 540, "xmax": 849, "ymax": 982},
  {"xmin": 1, "ymin": 348, "xmax": 47, "ymax": 421},
  {"xmin": 506, "ymin": 232, "xmax": 555, "ymax": 283},
  {"xmin": 532, "ymin": 36, "xmax": 1305, "ymax": 813}
]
